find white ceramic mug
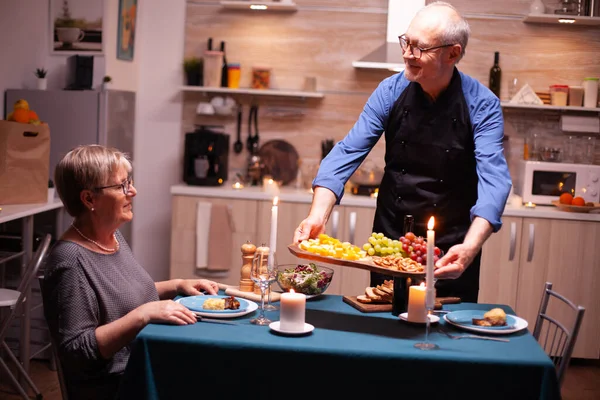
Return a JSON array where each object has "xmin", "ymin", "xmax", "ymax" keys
[{"xmin": 56, "ymin": 27, "xmax": 85, "ymax": 44}]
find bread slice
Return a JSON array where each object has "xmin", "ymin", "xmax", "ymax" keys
[
  {"xmin": 378, "ymin": 285, "xmax": 393, "ymax": 296},
  {"xmin": 356, "ymin": 295, "xmax": 372, "ymax": 304},
  {"xmin": 365, "ymin": 287, "xmax": 382, "ymax": 301}
]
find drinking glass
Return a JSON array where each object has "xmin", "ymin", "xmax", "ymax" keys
[
  {"xmin": 263, "ymin": 251, "xmax": 279, "ymax": 311},
  {"xmin": 250, "ymin": 250, "xmax": 277, "ymax": 325}
]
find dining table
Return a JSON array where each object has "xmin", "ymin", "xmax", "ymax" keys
[{"xmin": 118, "ymin": 293, "xmax": 560, "ymax": 400}]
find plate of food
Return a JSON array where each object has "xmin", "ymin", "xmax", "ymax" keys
[
  {"xmin": 177, "ymin": 295, "xmax": 258, "ymax": 318},
  {"xmin": 551, "ymin": 200, "xmax": 600, "ymax": 213},
  {"xmin": 443, "ymin": 308, "xmax": 528, "ymax": 335}
]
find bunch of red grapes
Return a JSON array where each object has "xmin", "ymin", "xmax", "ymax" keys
[{"xmin": 399, "ymin": 232, "xmax": 441, "ymax": 265}]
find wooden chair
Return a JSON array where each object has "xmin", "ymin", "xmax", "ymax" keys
[
  {"xmin": 0, "ymin": 233, "xmax": 51, "ymax": 400},
  {"xmin": 532, "ymin": 282, "xmax": 585, "ymax": 387}
]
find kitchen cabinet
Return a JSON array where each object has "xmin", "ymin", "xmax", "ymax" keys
[
  {"xmin": 481, "ymin": 216, "xmax": 600, "ymax": 359},
  {"xmin": 479, "ymin": 216, "xmax": 523, "ymax": 310},
  {"xmin": 522, "ymin": 13, "xmax": 600, "ymax": 26},
  {"xmin": 169, "ymin": 195, "xmax": 259, "ymax": 286}
]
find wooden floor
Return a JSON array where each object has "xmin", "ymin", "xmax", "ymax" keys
[{"xmin": 1, "ymin": 358, "xmax": 600, "ymax": 399}]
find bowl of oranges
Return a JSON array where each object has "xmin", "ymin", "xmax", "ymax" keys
[{"xmin": 552, "ymin": 193, "xmax": 600, "ymax": 213}]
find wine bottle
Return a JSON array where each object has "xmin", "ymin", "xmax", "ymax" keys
[
  {"xmin": 489, "ymin": 51, "xmax": 501, "ymax": 98},
  {"xmin": 220, "ymin": 41, "xmax": 229, "ymax": 88}
]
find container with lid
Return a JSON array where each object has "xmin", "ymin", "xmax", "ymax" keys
[
  {"xmin": 583, "ymin": 77, "xmax": 599, "ymax": 108},
  {"xmin": 549, "ymin": 85, "xmax": 569, "ymax": 106},
  {"xmin": 568, "ymin": 86, "xmax": 584, "ymax": 106}
]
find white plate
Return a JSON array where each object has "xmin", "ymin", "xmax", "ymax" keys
[
  {"xmin": 399, "ymin": 313, "xmax": 440, "ymax": 324},
  {"xmin": 176, "ymin": 297, "xmax": 258, "ymax": 319},
  {"xmin": 443, "ymin": 313, "xmax": 528, "ymax": 335},
  {"xmin": 269, "ymin": 321, "xmax": 314, "ymax": 336}
]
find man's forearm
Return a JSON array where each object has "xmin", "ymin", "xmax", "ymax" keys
[
  {"xmin": 309, "ymin": 186, "xmax": 338, "ymax": 225},
  {"xmin": 463, "ymin": 216, "xmax": 494, "ymax": 254}
]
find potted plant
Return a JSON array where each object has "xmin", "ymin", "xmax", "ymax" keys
[
  {"xmin": 35, "ymin": 68, "xmax": 48, "ymax": 90},
  {"xmin": 101, "ymin": 75, "xmax": 112, "ymax": 91},
  {"xmin": 183, "ymin": 57, "xmax": 203, "ymax": 86}
]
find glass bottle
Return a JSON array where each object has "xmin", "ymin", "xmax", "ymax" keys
[
  {"xmin": 392, "ymin": 215, "xmax": 415, "ymax": 317},
  {"xmin": 220, "ymin": 41, "xmax": 229, "ymax": 88},
  {"xmin": 489, "ymin": 51, "xmax": 501, "ymax": 99}
]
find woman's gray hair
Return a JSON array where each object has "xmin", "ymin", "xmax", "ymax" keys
[
  {"xmin": 422, "ymin": 1, "xmax": 470, "ymax": 62},
  {"xmin": 54, "ymin": 144, "xmax": 132, "ymax": 217}
]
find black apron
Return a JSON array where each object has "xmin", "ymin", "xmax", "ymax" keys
[{"xmin": 370, "ymin": 69, "xmax": 481, "ymax": 303}]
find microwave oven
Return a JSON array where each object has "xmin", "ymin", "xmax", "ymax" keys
[{"xmin": 515, "ymin": 160, "xmax": 600, "ymax": 205}]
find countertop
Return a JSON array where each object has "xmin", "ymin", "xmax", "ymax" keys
[
  {"xmin": 0, "ymin": 198, "xmax": 63, "ymax": 224},
  {"xmin": 171, "ymin": 183, "xmax": 600, "ymax": 222}
]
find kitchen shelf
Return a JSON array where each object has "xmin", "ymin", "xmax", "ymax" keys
[
  {"xmin": 501, "ymin": 102, "xmax": 600, "ymax": 114},
  {"xmin": 181, "ymin": 86, "xmax": 324, "ymax": 99},
  {"xmin": 220, "ymin": 1, "xmax": 297, "ymax": 12},
  {"xmin": 522, "ymin": 13, "xmax": 600, "ymax": 26}
]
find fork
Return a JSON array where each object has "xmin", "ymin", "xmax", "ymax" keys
[{"xmin": 438, "ymin": 327, "xmax": 510, "ymax": 342}]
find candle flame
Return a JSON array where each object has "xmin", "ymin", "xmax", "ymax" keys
[
  {"xmin": 427, "ymin": 216, "xmax": 435, "ymax": 230},
  {"xmin": 420, "ymin": 282, "xmax": 425, "ymax": 287},
  {"xmin": 273, "ymin": 196, "xmax": 279, "ymax": 206},
  {"xmin": 290, "ymin": 289, "xmax": 295, "ymax": 294},
  {"xmin": 268, "ymin": 178, "xmax": 274, "ymax": 184}
]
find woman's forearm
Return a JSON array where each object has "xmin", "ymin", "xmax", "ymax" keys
[{"xmin": 95, "ymin": 308, "xmax": 146, "ymax": 359}]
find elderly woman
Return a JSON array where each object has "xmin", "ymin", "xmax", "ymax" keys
[{"xmin": 42, "ymin": 145, "xmax": 218, "ymax": 400}]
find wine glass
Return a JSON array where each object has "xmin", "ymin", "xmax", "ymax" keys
[
  {"xmin": 263, "ymin": 251, "xmax": 279, "ymax": 311},
  {"xmin": 414, "ymin": 280, "xmax": 439, "ymax": 351},
  {"xmin": 250, "ymin": 250, "xmax": 277, "ymax": 325}
]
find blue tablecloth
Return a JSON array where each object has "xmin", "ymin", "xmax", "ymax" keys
[{"xmin": 119, "ymin": 294, "xmax": 560, "ymax": 400}]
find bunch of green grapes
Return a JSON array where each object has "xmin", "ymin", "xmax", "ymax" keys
[{"xmin": 361, "ymin": 232, "xmax": 405, "ymax": 257}]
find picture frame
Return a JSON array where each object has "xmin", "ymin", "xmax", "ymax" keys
[
  {"xmin": 50, "ymin": 0, "xmax": 104, "ymax": 55},
  {"xmin": 117, "ymin": 0, "xmax": 137, "ymax": 61}
]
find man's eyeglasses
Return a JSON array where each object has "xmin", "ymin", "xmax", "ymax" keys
[
  {"xmin": 94, "ymin": 177, "xmax": 134, "ymax": 195},
  {"xmin": 399, "ymin": 35, "xmax": 456, "ymax": 59}
]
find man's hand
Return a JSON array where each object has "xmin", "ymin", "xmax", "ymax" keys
[
  {"xmin": 434, "ymin": 243, "xmax": 477, "ymax": 279},
  {"xmin": 293, "ymin": 215, "xmax": 326, "ymax": 243}
]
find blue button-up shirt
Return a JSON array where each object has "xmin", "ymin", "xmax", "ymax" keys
[{"xmin": 314, "ymin": 70, "xmax": 512, "ymax": 232}]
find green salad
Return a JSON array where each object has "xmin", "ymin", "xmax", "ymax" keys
[{"xmin": 277, "ymin": 263, "xmax": 333, "ymax": 295}]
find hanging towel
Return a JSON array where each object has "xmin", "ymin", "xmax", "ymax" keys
[
  {"xmin": 195, "ymin": 202, "xmax": 212, "ymax": 270},
  {"xmin": 207, "ymin": 204, "xmax": 234, "ymax": 271}
]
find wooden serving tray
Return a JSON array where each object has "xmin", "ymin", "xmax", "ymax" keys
[
  {"xmin": 342, "ymin": 296, "xmax": 461, "ymax": 313},
  {"xmin": 288, "ymin": 244, "xmax": 425, "ymax": 278}
]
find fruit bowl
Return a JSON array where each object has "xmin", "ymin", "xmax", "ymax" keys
[{"xmin": 276, "ymin": 263, "xmax": 334, "ymax": 297}]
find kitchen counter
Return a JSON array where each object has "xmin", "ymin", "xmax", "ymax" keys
[{"xmin": 171, "ymin": 183, "xmax": 600, "ymax": 222}]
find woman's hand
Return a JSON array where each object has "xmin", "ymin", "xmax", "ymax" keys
[
  {"xmin": 138, "ymin": 300, "xmax": 197, "ymax": 325},
  {"xmin": 177, "ymin": 279, "xmax": 219, "ymax": 296}
]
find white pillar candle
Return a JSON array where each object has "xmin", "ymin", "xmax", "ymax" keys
[
  {"xmin": 263, "ymin": 177, "xmax": 280, "ymax": 196},
  {"xmin": 268, "ymin": 196, "xmax": 279, "ymax": 267},
  {"xmin": 280, "ymin": 289, "xmax": 306, "ymax": 331},
  {"xmin": 407, "ymin": 283, "xmax": 427, "ymax": 323},
  {"xmin": 426, "ymin": 216, "xmax": 435, "ymax": 309}
]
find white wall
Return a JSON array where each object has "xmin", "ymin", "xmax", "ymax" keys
[
  {"xmin": 0, "ymin": 0, "xmax": 105, "ymax": 114},
  {"xmin": 128, "ymin": 0, "xmax": 185, "ymax": 280}
]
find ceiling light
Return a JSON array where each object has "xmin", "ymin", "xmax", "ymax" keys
[
  {"xmin": 558, "ymin": 18, "xmax": 575, "ymax": 23},
  {"xmin": 250, "ymin": 4, "xmax": 268, "ymax": 10}
]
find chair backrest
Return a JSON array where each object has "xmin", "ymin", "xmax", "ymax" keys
[
  {"xmin": 38, "ymin": 274, "xmax": 69, "ymax": 400},
  {"xmin": 532, "ymin": 282, "xmax": 585, "ymax": 387},
  {"xmin": 0, "ymin": 233, "xmax": 52, "ymax": 342}
]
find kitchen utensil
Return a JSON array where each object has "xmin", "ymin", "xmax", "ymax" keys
[
  {"xmin": 196, "ymin": 315, "xmax": 240, "ymax": 325},
  {"xmin": 258, "ymin": 140, "xmax": 299, "ymax": 185},
  {"xmin": 246, "ymin": 105, "xmax": 260, "ymax": 154},
  {"xmin": 438, "ymin": 326, "xmax": 510, "ymax": 342},
  {"xmin": 233, "ymin": 106, "xmax": 243, "ymax": 154}
]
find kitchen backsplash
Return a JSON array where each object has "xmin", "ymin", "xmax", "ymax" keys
[{"xmin": 182, "ymin": 0, "xmax": 600, "ymax": 186}]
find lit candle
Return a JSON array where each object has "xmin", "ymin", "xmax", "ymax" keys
[
  {"xmin": 280, "ymin": 289, "xmax": 306, "ymax": 331},
  {"xmin": 268, "ymin": 196, "xmax": 279, "ymax": 267},
  {"xmin": 426, "ymin": 216, "xmax": 435, "ymax": 309},
  {"xmin": 263, "ymin": 177, "xmax": 280, "ymax": 196},
  {"xmin": 525, "ymin": 202, "xmax": 536, "ymax": 208},
  {"xmin": 232, "ymin": 182, "xmax": 244, "ymax": 190},
  {"xmin": 407, "ymin": 283, "xmax": 427, "ymax": 323}
]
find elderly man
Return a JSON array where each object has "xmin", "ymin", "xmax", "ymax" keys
[{"xmin": 294, "ymin": 2, "xmax": 511, "ymax": 302}]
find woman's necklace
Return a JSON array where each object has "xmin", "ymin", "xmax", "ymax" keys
[{"xmin": 71, "ymin": 223, "xmax": 119, "ymax": 253}]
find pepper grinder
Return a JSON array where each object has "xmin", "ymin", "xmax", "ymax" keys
[{"xmin": 239, "ymin": 242, "xmax": 256, "ymax": 292}]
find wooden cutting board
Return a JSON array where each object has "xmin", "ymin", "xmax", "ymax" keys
[{"xmin": 343, "ymin": 296, "xmax": 461, "ymax": 313}]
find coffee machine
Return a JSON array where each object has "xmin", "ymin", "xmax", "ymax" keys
[{"xmin": 183, "ymin": 127, "xmax": 229, "ymax": 186}]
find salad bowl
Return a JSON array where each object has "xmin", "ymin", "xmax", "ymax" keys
[{"xmin": 276, "ymin": 263, "xmax": 334, "ymax": 297}]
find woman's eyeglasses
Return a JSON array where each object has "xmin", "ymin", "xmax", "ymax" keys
[
  {"xmin": 399, "ymin": 35, "xmax": 456, "ymax": 59},
  {"xmin": 94, "ymin": 177, "xmax": 134, "ymax": 195}
]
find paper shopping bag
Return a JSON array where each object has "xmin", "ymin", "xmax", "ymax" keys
[{"xmin": 0, "ymin": 120, "xmax": 51, "ymax": 205}]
